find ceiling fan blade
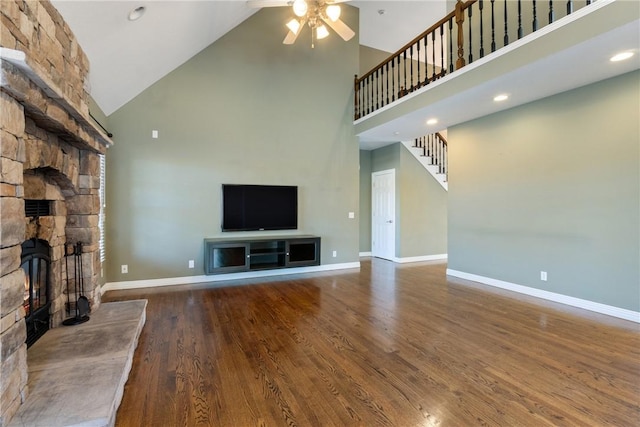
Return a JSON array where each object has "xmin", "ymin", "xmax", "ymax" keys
[
  {"xmin": 283, "ymin": 18, "xmax": 306, "ymax": 44},
  {"xmin": 323, "ymin": 17, "xmax": 355, "ymax": 41},
  {"xmin": 246, "ymin": 0, "xmax": 291, "ymax": 8},
  {"xmin": 283, "ymin": 30, "xmax": 299, "ymax": 44}
]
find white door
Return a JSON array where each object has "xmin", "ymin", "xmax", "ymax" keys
[{"xmin": 371, "ymin": 169, "xmax": 396, "ymax": 261}]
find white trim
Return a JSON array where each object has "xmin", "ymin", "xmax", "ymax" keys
[
  {"xmin": 103, "ymin": 262, "xmax": 360, "ymax": 292},
  {"xmin": 359, "ymin": 252, "xmax": 372, "ymax": 257},
  {"xmin": 394, "ymin": 254, "xmax": 447, "ymax": 264},
  {"xmin": 446, "ymin": 269, "xmax": 640, "ymax": 323}
]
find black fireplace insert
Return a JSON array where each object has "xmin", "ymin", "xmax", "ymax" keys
[{"xmin": 21, "ymin": 239, "xmax": 51, "ymax": 348}]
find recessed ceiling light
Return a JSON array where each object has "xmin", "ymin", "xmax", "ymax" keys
[
  {"xmin": 610, "ymin": 51, "xmax": 634, "ymax": 62},
  {"xmin": 128, "ymin": 6, "xmax": 146, "ymax": 21},
  {"xmin": 393, "ymin": 131, "xmax": 400, "ymax": 135},
  {"xmin": 493, "ymin": 94, "xmax": 509, "ymax": 102},
  {"xmin": 426, "ymin": 118, "xmax": 438, "ymax": 125}
]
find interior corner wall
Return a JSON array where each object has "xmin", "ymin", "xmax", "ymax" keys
[
  {"xmin": 371, "ymin": 144, "xmax": 400, "ymax": 257},
  {"xmin": 448, "ymin": 70, "xmax": 640, "ymax": 312},
  {"xmin": 104, "ymin": 7, "xmax": 360, "ymax": 282},
  {"xmin": 398, "ymin": 144, "xmax": 447, "ymax": 257},
  {"xmin": 88, "ymin": 96, "xmax": 108, "ymax": 132},
  {"xmin": 359, "ymin": 45, "xmax": 393, "ymax": 75},
  {"xmin": 368, "ymin": 143, "xmax": 447, "ymax": 259},
  {"xmin": 359, "ymin": 150, "xmax": 372, "ymax": 252}
]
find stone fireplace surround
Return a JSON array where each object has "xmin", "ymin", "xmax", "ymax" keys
[{"xmin": 1, "ymin": 2, "xmax": 112, "ymax": 424}]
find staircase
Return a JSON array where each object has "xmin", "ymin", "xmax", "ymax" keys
[{"xmin": 402, "ymin": 132, "xmax": 448, "ymax": 191}]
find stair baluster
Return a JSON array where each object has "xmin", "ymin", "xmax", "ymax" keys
[
  {"xmin": 504, "ymin": 0, "xmax": 509, "ymax": 46},
  {"xmin": 468, "ymin": 4, "xmax": 473, "ymax": 64},
  {"xmin": 479, "ymin": 0, "xmax": 485, "ymax": 58}
]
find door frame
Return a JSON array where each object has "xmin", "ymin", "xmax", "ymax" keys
[{"xmin": 371, "ymin": 168, "xmax": 396, "ymax": 261}]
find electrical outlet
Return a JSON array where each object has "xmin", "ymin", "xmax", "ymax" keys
[
  {"xmin": 152, "ymin": 130, "xmax": 158, "ymax": 138},
  {"xmin": 348, "ymin": 212, "xmax": 355, "ymax": 219},
  {"xmin": 332, "ymin": 250, "xmax": 337, "ymax": 257},
  {"xmin": 121, "ymin": 264, "xmax": 128, "ymax": 274},
  {"xmin": 188, "ymin": 260, "xmax": 195, "ymax": 269},
  {"xmin": 540, "ymin": 271, "xmax": 547, "ymax": 281}
]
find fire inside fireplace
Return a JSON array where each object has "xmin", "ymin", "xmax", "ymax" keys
[{"xmin": 21, "ymin": 239, "xmax": 51, "ymax": 348}]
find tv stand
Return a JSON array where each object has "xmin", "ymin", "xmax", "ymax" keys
[{"xmin": 204, "ymin": 235, "xmax": 320, "ymax": 275}]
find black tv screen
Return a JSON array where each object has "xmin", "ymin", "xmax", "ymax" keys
[{"xmin": 222, "ymin": 184, "xmax": 298, "ymax": 231}]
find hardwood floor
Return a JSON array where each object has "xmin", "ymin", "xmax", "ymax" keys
[{"xmin": 103, "ymin": 259, "xmax": 640, "ymax": 426}]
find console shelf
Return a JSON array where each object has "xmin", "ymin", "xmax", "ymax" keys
[{"xmin": 204, "ymin": 235, "xmax": 320, "ymax": 275}]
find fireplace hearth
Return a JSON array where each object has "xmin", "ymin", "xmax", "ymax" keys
[{"xmin": 20, "ymin": 239, "xmax": 51, "ymax": 348}]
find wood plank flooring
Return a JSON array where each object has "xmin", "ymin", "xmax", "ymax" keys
[{"xmin": 103, "ymin": 259, "xmax": 640, "ymax": 426}]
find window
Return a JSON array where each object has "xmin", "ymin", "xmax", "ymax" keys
[{"xmin": 99, "ymin": 154, "xmax": 106, "ymax": 263}]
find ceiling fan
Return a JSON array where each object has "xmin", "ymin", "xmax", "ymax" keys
[{"xmin": 247, "ymin": 0, "xmax": 355, "ymax": 48}]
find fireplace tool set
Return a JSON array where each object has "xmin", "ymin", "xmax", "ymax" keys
[{"xmin": 62, "ymin": 242, "xmax": 90, "ymax": 326}]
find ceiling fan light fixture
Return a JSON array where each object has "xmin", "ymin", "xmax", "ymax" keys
[
  {"xmin": 316, "ymin": 24, "xmax": 330, "ymax": 40},
  {"xmin": 326, "ymin": 5, "xmax": 341, "ymax": 22},
  {"xmin": 286, "ymin": 18, "xmax": 301, "ymax": 35},
  {"xmin": 292, "ymin": 0, "xmax": 308, "ymax": 17}
]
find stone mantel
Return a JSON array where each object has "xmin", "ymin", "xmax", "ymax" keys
[{"xmin": 0, "ymin": 47, "xmax": 113, "ymax": 153}]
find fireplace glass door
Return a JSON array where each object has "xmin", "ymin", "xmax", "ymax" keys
[{"xmin": 21, "ymin": 239, "xmax": 51, "ymax": 347}]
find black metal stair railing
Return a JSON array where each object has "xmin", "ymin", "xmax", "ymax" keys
[
  {"xmin": 355, "ymin": 0, "xmax": 596, "ymax": 121},
  {"xmin": 414, "ymin": 133, "xmax": 448, "ymax": 182}
]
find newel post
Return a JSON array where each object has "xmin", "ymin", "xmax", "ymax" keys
[
  {"xmin": 455, "ymin": 0, "xmax": 466, "ymax": 70},
  {"xmin": 354, "ymin": 74, "xmax": 360, "ymax": 120}
]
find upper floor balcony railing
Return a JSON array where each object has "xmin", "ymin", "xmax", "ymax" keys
[{"xmin": 354, "ymin": 0, "xmax": 596, "ymax": 120}]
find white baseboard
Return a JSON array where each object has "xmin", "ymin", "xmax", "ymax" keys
[
  {"xmin": 103, "ymin": 262, "xmax": 360, "ymax": 292},
  {"xmin": 359, "ymin": 252, "xmax": 372, "ymax": 257},
  {"xmin": 446, "ymin": 269, "xmax": 640, "ymax": 323},
  {"xmin": 394, "ymin": 254, "xmax": 447, "ymax": 263}
]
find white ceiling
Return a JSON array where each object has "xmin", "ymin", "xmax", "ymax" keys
[{"xmin": 50, "ymin": 0, "xmax": 447, "ymax": 116}]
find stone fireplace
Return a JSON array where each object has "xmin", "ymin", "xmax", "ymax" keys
[{"xmin": 0, "ymin": 1, "xmax": 112, "ymax": 425}]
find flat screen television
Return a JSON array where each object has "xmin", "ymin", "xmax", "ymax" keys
[{"xmin": 222, "ymin": 184, "xmax": 298, "ymax": 232}]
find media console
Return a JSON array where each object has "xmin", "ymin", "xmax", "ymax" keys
[{"xmin": 204, "ymin": 235, "xmax": 320, "ymax": 275}]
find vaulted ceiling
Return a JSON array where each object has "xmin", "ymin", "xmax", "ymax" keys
[
  {"xmin": 49, "ymin": 1, "xmax": 639, "ymax": 147},
  {"xmin": 50, "ymin": 1, "xmax": 447, "ymax": 116}
]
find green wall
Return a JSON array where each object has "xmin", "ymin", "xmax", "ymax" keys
[
  {"xmin": 448, "ymin": 71, "xmax": 640, "ymax": 311},
  {"xmin": 362, "ymin": 143, "xmax": 447, "ymax": 258},
  {"xmin": 359, "ymin": 150, "xmax": 372, "ymax": 252},
  {"xmin": 359, "ymin": 45, "xmax": 392, "ymax": 75},
  {"xmin": 104, "ymin": 7, "xmax": 360, "ymax": 282},
  {"xmin": 398, "ymin": 144, "xmax": 447, "ymax": 257}
]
